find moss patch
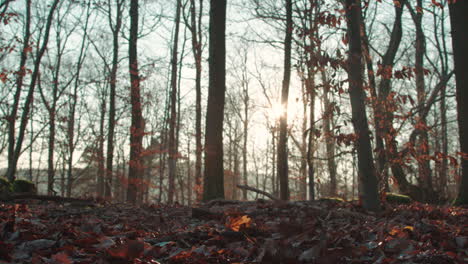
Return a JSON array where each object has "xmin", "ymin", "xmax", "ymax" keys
[
  {"xmin": 385, "ymin": 192, "xmax": 412, "ymax": 204},
  {"xmin": 0, "ymin": 177, "xmax": 12, "ymax": 194},
  {"xmin": 319, "ymin": 196, "xmax": 346, "ymax": 203},
  {"xmin": 11, "ymin": 179, "xmax": 37, "ymax": 194}
]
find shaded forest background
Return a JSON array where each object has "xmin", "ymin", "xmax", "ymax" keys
[{"xmin": 0, "ymin": 0, "xmax": 466, "ymax": 207}]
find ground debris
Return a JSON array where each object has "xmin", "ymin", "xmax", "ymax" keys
[{"xmin": 0, "ymin": 199, "xmax": 466, "ymax": 263}]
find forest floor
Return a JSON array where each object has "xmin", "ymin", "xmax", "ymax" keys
[{"xmin": 0, "ymin": 197, "xmax": 467, "ymax": 264}]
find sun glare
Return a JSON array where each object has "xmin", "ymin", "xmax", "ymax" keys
[{"xmin": 270, "ymin": 102, "xmax": 286, "ymax": 120}]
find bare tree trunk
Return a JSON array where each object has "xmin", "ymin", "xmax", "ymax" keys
[
  {"xmin": 272, "ymin": 129, "xmax": 277, "ymax": 197},
  {"xmin": 187, "ymin": 138, "xmax": 192, "ymax": 205},
  {"xmin": 241, "ymin": 62, "xmax": 249, "ymax": 200},
  {"xmin": 439, "ymin": 84, "xmax": 448, "ymax": 196},
  {"xmin": 203, "ymin": 0, "xmax": 226, "ymax": 201},
  {"xmin": 409, "ymin": 0, "xmax": 433, "ymax": 192},
  {"xmin": 67, "ymin": 1, "xmax": 91, "ymax": 198},
  {"xmin": 105, "ymin": 0, "xmax": 124, "ymax": 199},
  {"xmin": 6, "ymin": 0, "xmax": 31, "ymax": 182},
  {"xmin": 227, "ymin": 120, "xmax": 234, "ymax": 199},
  {"xmin": 300, "ymin": 81, "xmax": 307, "ymax": 200},
  {"xmin": 127, "ymin": 0, "xmax": 144, "ymax": 204},
  {"xmin": 168, "ymin": 0, "xmax": 182, "ymax": 204},
  {"xmin": 304, "ymin": 66, "xmax": 316, "ymax": 201},
  {"xmin": 360, "ymin": 18, "xmax": 387, "ymax": 190},
  {"xmin": 449, "ymin": 0, "xmax": 468, "ymax": 205},
  {"xmin": 39, "ymin": 22, "xmax": 65, "ymax": 195},
  {"xmin": 7, "ymin": 0, "xmax": 59, "ymax": 183},
  {"xmin": 97, "ymin": 95, "xmax": 107, "ymax": 197},
  {"xmin": 371, "ymin": 0, "xmax": 418, "ymax": 199},
  {"xmin": 345, "ymin": 0, "xmax": 380, "ymax": 212},
  {"xmin": 186, "ymin": 0, "xmax": 204, "ymax": 203},
  {"xmin": 28, "ymin": 104, "xmax": 34, "ymax": 181},
  {"xmin": 277, "ymin": 0, "xmax": 292, "ymax": 201},
  {"xmin": 321, "ymin": 71, "xmax": 337, "ymax": 196},
  {"xmin": 233, "ymin": 130, "xmax": 240, "ymax": 199}
]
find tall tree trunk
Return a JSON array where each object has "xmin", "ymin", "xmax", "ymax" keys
[
  {"xmin": 227, "ymin": 120, "xmax": 234, "ymax": 199},
  {"xmin": 97, "ymin": 95, "xmax": 107, "ymax": 197},
  {"xmin": 449, "ymin": 0, "xmax": 468, "ymax": 205},
  {"xmin": 67, "ymin": 1, "xmax": 91, "ymax": 198},
  {"xmin": 127, "ymin": 0, "xmax": 144, "ymax": 204},
  {"xmin": 46, "ymin": 39, "xmax": 61, "ymax": 195},
  {"xmin": 345, "ymin": 0, "xmax": 380, "ymax": 212},
  {"xmin": 439, "ymin": 84, "xmax": 448, "ymax": 196},
  {"xmin": 233, "ymin": 130, "xmax": 240, "ymax": 199},
  {"xmin": 28, "ymin": 104, "xmax": 33, "ymax": 181},
  {"xmin": 242, "ymin": 66, "xmax": 249, "ymax": 200},
  {"xmin": 106, "ymin": 0, "xmax": 124, "ymax": 199},
  {"xmin": 411, "ymin": 0, "xmax": 432, "ymax": 192},
  {"xmin": 187, "ymin": 138, "xmax": 192, "ymax": 205},
  {"xmin": 360, "ymin": 17, "xmax": 387, "ymax": 190},
  {"xmin": 277, "ymin": 0, "xmax": 292, "ymax": 201},
  {"xmin": 307, "ymin": 77, "xmax": 315, "ymax": 201},
  {"xmin": 203, "ymin": 0, "xmax": 226, "ymax": 201},
  {"xmin": 168, "ymin": 0, "xmax": 182, "ymax": 203},
  {"xmin": 300, "ymin": 79, "xmax": 307, "ymax": 200},
  {"xmin": 174, "ymin": 28, "xmax": 186, "ymax": 204},
  {"xmin": 38, "ymin": 21, "xmax": 65, "ymax": 195},
  {"xmin": 272, "ymin": 129, "xmax": 277, "ymax": 197},
  {"xmin": 187, "ymin": 0, "xmax": 204, "ymax": 203},
  {"xmin": 372, "ymin": 0, "xmax": 420, "ymax": 199},
  {"xmin": 7, "ymin": 0, "xmax": 59, "ymax": 183},
  {"xmin": 6, "ymin": 0, "xmax": 31, "ymax": 182},
  {"xmin": 322, "ymin": 71, "xmax": 337, "ymax": 196}
]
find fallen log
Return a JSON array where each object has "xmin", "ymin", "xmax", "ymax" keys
[{"xmin": 236, "ymin": 185, "xmax": 279, "ymax": 201}]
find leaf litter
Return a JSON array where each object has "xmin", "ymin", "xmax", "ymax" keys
[{"xmin": 0, "ymin": 198, "xmax": 466, "ymax": 263}]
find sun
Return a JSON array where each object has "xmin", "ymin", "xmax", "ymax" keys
[{"xmin": 270, "ymin": 102, "xmax": 286, "ymax": 120}]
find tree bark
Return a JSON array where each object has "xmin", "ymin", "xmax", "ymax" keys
[
  {"xmin": 67, "ymin": 1, "xmax": 91, "ymax": 198},
  {"xmin": 410, "ymin": 0, "xmax": 433, "ymax": 192},
  {"xmin": 168, "ymin": 0, "xmax": 182, "ymax": 204},
  {"xmin": 277, "ymin": 0, "xmax": 292, "ymax": 201},
  {"xmin": 345, "ymin": 0, "xmax": 380, "ymax": 212},
  {"xmin": 105, "ymin": 0, "xmax": 124, "ymax": 199},
  {"xmin": 322, "ymin": 71, "xmax": 337, "ymax": 196},
  {"xmin": 6, "ymin": 0, "xmax": 59, "ymax": 183},
  {"xmin": 97, "ymin": 92, "xmax": 106, "ymax": 197},
  {"xmin": 203, "ymin": 0, "xmax": 226, "ymax": 201},
  {"xmin": 360, "ymin": 17, "xmax": 387, "ymax": 190},
  {"xmin": 449, "ymin": 0, "xmax": 468, "ymax": 205},
  {"xmin": 186, "ymin": 0, "xmax": 204, "ymax": 203},
  {"xmin": 6, "ymin": 0, "xmax": 31, "ymax": 182},
  {"xmin": 241, "ymin": 57, "xmax": 249, "ymax": 201},
  {"xmin": 127, "ymin": 0, "xmax": 144, "ymax": 204}
]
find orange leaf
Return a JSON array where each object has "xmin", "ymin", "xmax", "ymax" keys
[
  {"xmin": 228, "ymin": 215, "xmax": 252, "ymax": 232},
  {"xmin": 107, "ymin": 244, "xmax": 128, "ymax": 259},
  {"xmin": 52, "ymin": 252, "xmax": 72, "ymax": 264}
]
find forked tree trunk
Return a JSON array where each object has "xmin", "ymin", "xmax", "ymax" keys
[
  {"xmin": 6, "ymin": 0, "xmax": 31, "ymax": 182},
  {"xmin": 409, "ymin": 0, "xmax": 433, "ymax": 192},
  {"xmin": 7, "ymin": 0, "xmax": 59, "ymax": 183}
]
